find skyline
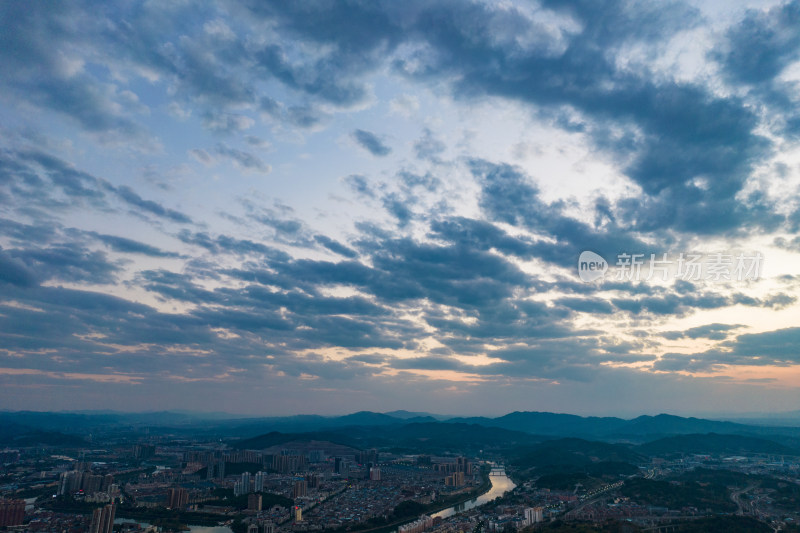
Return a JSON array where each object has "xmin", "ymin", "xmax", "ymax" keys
[{"xmin": 2, "ymin": 0, "xmax": 800, "ymax": 416}]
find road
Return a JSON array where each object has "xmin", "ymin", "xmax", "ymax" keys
[{"xmin": 730, "ymin": 484, "xmax": 756, "ymax": 516}]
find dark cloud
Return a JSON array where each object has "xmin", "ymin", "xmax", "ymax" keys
[
  {"xmin": 352, "ymin": 129, "xmax": 392, "ymax": 157},
  {"xmin": 7, "ymin": 244, "xmax": 120, "ymax": 285},
  {"xmin": 314, "ymin": 235, "xmax": 359, "ymax": 258},
  {"xmin": 716, "ymin": 1, "xmax": 800, "ymax": 85},
  {"xmin": 343, "ymin": 174, "xmax": 376, "ymax": 198},
  {"xmin": 0, "ymin": 248, "xmax": 39, "ymax": 287},
  {"xmin": 90, "ymin": 233, "xmax": 181, "ymax": 258}
]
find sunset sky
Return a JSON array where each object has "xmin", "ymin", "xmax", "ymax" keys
[{"xmin": 1, "ymin": 0, "xmax": 800, "ymax": 416}]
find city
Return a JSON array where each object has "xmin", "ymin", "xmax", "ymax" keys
[{"xmin": 1, "ymin": 411, "xmax": 800, "ymax": 532}]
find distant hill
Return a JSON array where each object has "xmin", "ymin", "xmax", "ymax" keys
[
  {"xmin": 614, "ymin": 414, "xmax": 754, "ymax": 439},
  {"xmin": 637, "ymin": 433, "xmax": 799, "ymax": 457},
  {"xmin": 383, "ymin": 410, "xmax": 443, "ymax": 420},
  {"xmin": 233, "ymin": 422, "xmax": 540, "ymax": 454},
  {"xmin": 446, "ymin": 411, "xmax": 800, "ymax": 441},
  {"xmin": 0, "ymin": 422, "xmax": 87, "ymax": 447},
  {"xmin": 511, "ymin": 437, "xmax": 645, "ymax": 471},
  {"xmin": 447, "ymin": 411, "xmax": 629, "ymax": 437},
  {"xmin": 3, "ymin": 409, "xmax": 800, "ymax": 443}
]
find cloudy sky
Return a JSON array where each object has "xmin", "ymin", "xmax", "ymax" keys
[{"xmin": 2, "ymin": 0, "xmax": 800, "ymax": 416}]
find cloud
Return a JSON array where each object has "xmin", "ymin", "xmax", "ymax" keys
[
  {"xmin": 661, "ymin": 323, "xmax": 745, "ymax": 341},
  {"xmin": 413, "ymin": 128, "xmax": 445, "ymax": 162},
  {"xmin": 716, "ymin": 1, "xmax": 800, "ymax": 85},
  {"xmin": 89, "ymin": 233, "xmax": 181, "ymax": 258},
  {"xmin": 351, "ymin": 129, "xmax": 392, "ymax": 156},
  {"xmin": 655, "ymin": 326, "xmax": 800, "ymax": 372},
  {"xmin": 343, "ymin": 174, "xmax": 376, "ymax": 198},
  {"xmin": 214, "ymin": 143, "xmax": 271, "ymax": 174},
  {"xmin": 0, "ymin": 248, "xmax": 39, "ymax": 287},
  {"xmin": 115, "ymin": 186, "xmax": 193, "ymax": 224}
]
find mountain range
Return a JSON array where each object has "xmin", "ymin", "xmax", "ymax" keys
[{"xmin": 2, "ymin": 409, "xmax": 800, "ymax": 447}]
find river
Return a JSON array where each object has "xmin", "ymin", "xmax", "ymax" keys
[{"xmin": 431, "ymin": 467, "xmax": 516, "ymax": 519}]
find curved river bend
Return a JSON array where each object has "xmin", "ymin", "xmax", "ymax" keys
[{"xmin": 432, "ymin": 467, "xmax": 516, "ymax": 519}]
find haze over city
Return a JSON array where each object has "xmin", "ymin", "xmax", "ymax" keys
[{"xmin": 2, "ymin": 0, "xmax": 800, "ymax": 417}]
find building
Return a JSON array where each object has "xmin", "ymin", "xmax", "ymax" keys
[
  {"xmin": 167, "ymin": 488, "xmax": 188, "ymax": 509},
  {"xmin": 132, "ymin": 444, "xmax": 155, "ymax": 459},
  {"xmin": 369, "ymin": 467, "xmax": 381, "ymax": 481},
  {"xmin": 398, "ymin": 515, "xmax": 433, "ymax": 533},
  {"xmin": 208, "ymin": 460, "xmax": 225, "ymax": 480},
  {"xmin": 83, "ymin": 474, "xmax": 103, "ymax": 494},
  {"xmin": 89, "ymin": 504, "xmax": 116, "ymax": 533},
  {"xmin": 293, "ymin": 479, "xmax": 307, "ymax": 498},
  {"xmin": 272, "ymin": 454, "xmax": 306, "ymax": 474},
  {"xmin": 58, "ymin": 471, "xmax": 82, "ymax": 495},
  {"xmin": 248, "ymin": 493, "xmax": 262, "ymax": 511},
  {"xmin": 524, "ymin": 507, "xmax": 543, "ymax": 525},
  {"xmin": 294, "ymin": 506, "xmax": 302, "ymax": 523},
  {"xmin": 0, "ymin": 499, "xmax": 25, "ymax": 527},
  {"xmin": 444, "ymin": 471, "xmax": 465, "ymax": 487},
  {"xmin": 254, "ymin": 471, "xmax": 266, "ymax": 492},
  {"xmin": 357, "ymin": 449, "xmax": 378, "ymax": 464}
]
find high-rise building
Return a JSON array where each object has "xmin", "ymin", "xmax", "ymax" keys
[
  {"xmin": 308, "ymin": 450, "xmax": 325, "ymax": 463},
  {"xmin": 210, "ymin": 460, "xmax": 225, "ymax": 480},
  {"xmin": 82, "ymin": 474, "xmax": 103, "ymax": 494},
  {"xmin": 292, "ymin": 480, "xmax": 307, "ymax": 498},
  {"xmin": 167, "ymin": 488, "xmax": 188, "ymax": 509},
  {"xmin": 132, "ymin": 444, "xmax": 155, "ymax": 460},
  {"xmin": 0, "ymin": 499, "xmax": 25, "ymax": 527},
  {"xmin": 58, "ymin": 471, "xmax": 85, "ymax": 496},
  {"xmin": 88, "ymin": 504, "xmax": 116, "ymax": 533},
  {"xmin": 357, "ymin": 449, "xmax": 378, "ymax": 465},
  {"xmin": 248, "ymin": 493, "xmax": 262, "ymax": 511},
  {"xmin": 272, "ymin": 455, "xmax": 306, "ymax": 474},
  {"xmin": 524, "ymin": 507, "xmax": 543, "ymax": 525},
  {"xmin": 254, "ymin": 471, "xmax": 266, "ymax": 492},
  {"xmin": 293, "ymin": 506, "xmax": 302, "ymax": 523},
  {"xmin": 241, "ymin": 472, "xmax": 252, "ymax": 494},
  {"xmin": 262, "ymin": 521, "xmax": 275, "ymax": 533},
  {"xmin": 369, "ymin": 467, "xmax": 381, "ymax": 481}
]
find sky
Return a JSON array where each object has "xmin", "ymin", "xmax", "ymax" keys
[{"xmin": 1, "ymin": 0, "xmax": 800, "ymax": 417}]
